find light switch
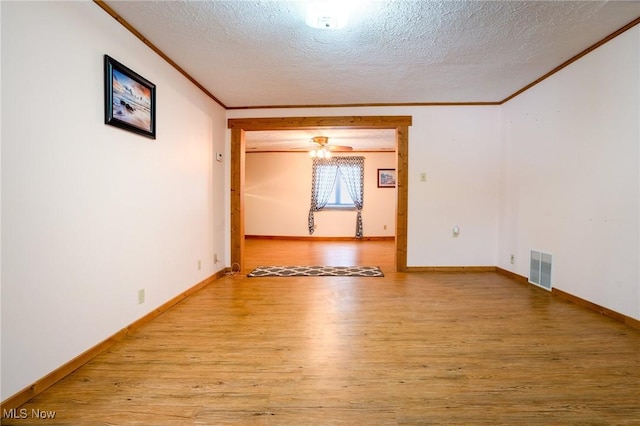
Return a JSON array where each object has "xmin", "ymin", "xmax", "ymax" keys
[{"xmin": 420, "ymin": 172, "xmax": 427, "ymax": 182}]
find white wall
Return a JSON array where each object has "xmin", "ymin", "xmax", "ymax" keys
[
  {"xmin": 405, "ymin": 107, "xmax": 501, "ymax": 266},
  {"xmin": 228, "ymin": 105, "xmax": 502, "ymax": 267},
  {"xmin": 245, "ymin": 152, "xmax": 396, "ymax": 237},
  {"xmin": 3, "ymin": 0, "xmax": 638, "ymax": 406},
  {"xmin": 499, "ymin": 27, "xmax": 640, "ymax": 319},
  {"xmin": 1, "ymin": 2, "xmax": 227, "ymax": 400}
]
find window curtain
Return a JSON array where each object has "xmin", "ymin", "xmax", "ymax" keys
[
  {"xmin": 308, "ymin": 158, "xmax": 338, "ymax": 235},
  {"xmin": 335, "ymin": 156, "xmax": 365, "ymax": 238},
  {"xmin": 308, "ymin": 156, "xmax": 365, "ymax": 238}
]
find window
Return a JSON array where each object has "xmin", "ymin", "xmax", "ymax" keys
[
  {"xmin": 309, "ymin": 156, "xmax": 365, "ymax": 238},
  {"xmin": 326, "ymin": 171, "xmax": 355, "ymax": 208}
]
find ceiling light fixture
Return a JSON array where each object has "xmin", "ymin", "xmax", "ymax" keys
[
  {"xmin": 305, "ymin": 1, "xmax": 348, "ymax": 29},
  {"xmin": 307, "ymin": 136, "xmax": 354, "ymax": 157},
  {"xmin": 309, "ymin": 147, "xmax": 332, "ymax": 158},
  {"xmin": 308, "ymin": 136, "xmax": 332, "ymax": 158}
]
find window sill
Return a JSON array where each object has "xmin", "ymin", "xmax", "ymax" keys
[{"xmin": 323, "ymin": 205, "xmax": 357, "ymax": 211}]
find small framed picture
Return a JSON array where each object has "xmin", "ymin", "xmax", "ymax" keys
[
  {"xmin": 377, "ymin": 169, "xmax": 396, "ymax": 188},
  {"xmin": 104, "ymin": 55, "xmax": 156, "ymax": 139}
]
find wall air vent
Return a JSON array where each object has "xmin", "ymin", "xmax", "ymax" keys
[{"xmin": 529, "ymin": 250, "xmax": 552, "ymax": 291}]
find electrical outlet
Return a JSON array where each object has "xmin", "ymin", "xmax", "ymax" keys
[
  {"xmin": 138, "ymin": 289, "xmax": 145, "ymax": 305},
  {"xmin": 420, "ymin": 172, "xmax": 427, "ymax": 182},
  {"xmin": 383, "ymin": 225, "xmax": 387, "ymax": 230},
  {"xmin": 214, "ymin": 253, "xmax": 218, "ymax": 263},
  {"xmin": 510, "ymin": 254, "xmax": 515, "ymax": 264},
  {"xmin": 197, "ymin": 260, "xmax": 202, "ymax": 270}
]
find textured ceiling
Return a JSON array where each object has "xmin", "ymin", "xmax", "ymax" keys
[
  {"xmin": 100, "ymin": 1, "xmax": 640, "ymax": 151},
  {"xmin": 103, "ymin": 0, "xmax": 640, "ymax": 109}
]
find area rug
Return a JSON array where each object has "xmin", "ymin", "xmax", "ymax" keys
[{"xmin": 247, "ymin": 266, "xmax": 384, "ymax": 277}]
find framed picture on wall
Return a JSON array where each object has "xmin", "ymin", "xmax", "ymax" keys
[
  {"xmin": 104, "ymin": 55, "xmax": 156, "ymax": 139},
  {"xmin": 377, "ymin": 169, "xmax": 396, "ymax": 188}
]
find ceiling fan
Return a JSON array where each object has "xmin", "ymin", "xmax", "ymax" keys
[{"xmin": 295, "ymin": 136, "xmax": 353, "ymax": 158}]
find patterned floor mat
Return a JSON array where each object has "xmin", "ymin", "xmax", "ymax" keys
[{"xmin": 247, "ymin": 266, "xmax": 384, "ymax": 277}]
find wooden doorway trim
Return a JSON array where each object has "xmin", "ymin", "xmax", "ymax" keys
[{"xmin": 228, "ymin": 116, "xmax": 412, "ymax": 272}]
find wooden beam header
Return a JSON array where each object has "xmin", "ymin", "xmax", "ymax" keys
[{"xmin": 228, "ymin": 116, "xmax": 412, "ymax": 130}]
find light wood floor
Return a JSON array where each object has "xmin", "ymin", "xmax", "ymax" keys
[
  {"xmin": 4, "ymin": 240, "xmax": 639, "ymax": 425},
  {"xmin": 243, "ymin": 238, "xmax": 397, "ymax": 273}
]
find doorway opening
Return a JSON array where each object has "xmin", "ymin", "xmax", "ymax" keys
[{"xmin": 228, "ymin": 115, "xmax": 412, "ymax": 272}]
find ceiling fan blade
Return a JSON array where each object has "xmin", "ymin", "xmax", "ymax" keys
[
  {"xmin": 328, "ymin": 145, "xmax": 353, "ymax": 151},
  {"xmin": 289, "ymin": 144, "xmax": 315, "ymax": 150},
  {"xmin": 288, "ymin": 137, "xmax": 354, "ymax": 152}
]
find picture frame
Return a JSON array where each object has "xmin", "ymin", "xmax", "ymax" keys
[
  {"xmin": 377, "ymin": 168, "xmax": 396, "ymax": 188},
  {"xmin": 104, "ymin": 55, "xmax": 156, "ymax": 139}
]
